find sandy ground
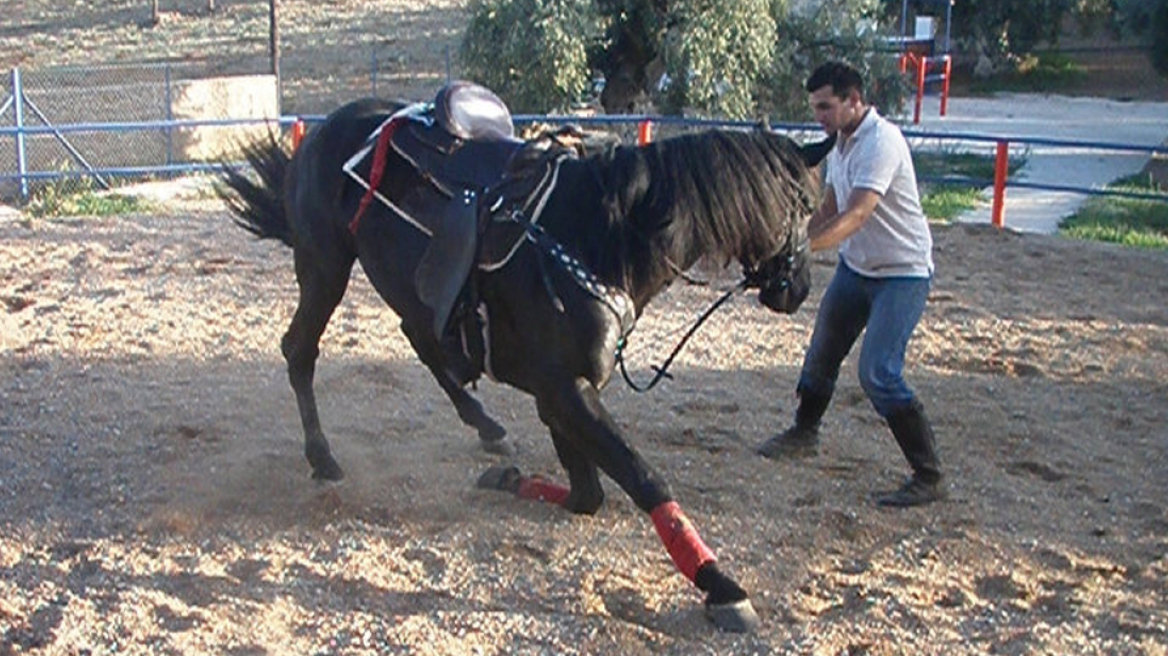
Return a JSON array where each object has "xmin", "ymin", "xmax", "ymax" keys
[
  {"xmin": 1, "ymin": 196, "xmax": 1166, "ymax": 654},
  {"xmin": 3, "ymin": 1, "xmax": 1168, "ymax": 654}
]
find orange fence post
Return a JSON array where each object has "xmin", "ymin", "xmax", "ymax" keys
[
  {"xmin": 940, "ymin": 55, "xmax": 952, "ymax": 116},
  {"xmin": 637, "ymin": 120, "xmax": 654, "ymax": 145},
  {"xmin": 991, "ymin": 140, "xmax": 1009, "ymax": 228},
  {"xmin": 913, "ymin": 56, "xmax": 927, "ymax": 125},
  {"xmin": 291, "ymin": 118, "xmax": 306, "ymax": 150}
]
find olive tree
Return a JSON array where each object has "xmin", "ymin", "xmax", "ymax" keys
[{"xmin": 460, "ymin": 0, "xmax": 904, "ymax": 119}]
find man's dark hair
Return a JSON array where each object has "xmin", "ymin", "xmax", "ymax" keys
[{"xmin": 805, "ymin": 61, "xmax": 864, "ymax": 99}]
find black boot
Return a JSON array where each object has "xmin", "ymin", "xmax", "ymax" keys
[
  {"xmin": 877, "ymin": 400, "xmax": 945, "ymax": 507},
  {"xmin": 757, "ymin": 389, "xmax": 831, "ymax": 459}
]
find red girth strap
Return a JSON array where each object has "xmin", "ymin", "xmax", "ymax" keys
[
  {"xmin": 348, "ymin": 118, "xmax": 401, "ymax": 235},
  {"xmin": 650, "ymin": 501, "xmax": 716, "ymax": 583}
]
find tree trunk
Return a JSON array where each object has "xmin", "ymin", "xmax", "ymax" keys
[
  {"xmin": 597, "ymin": 2, "xmax": 667, "ymax": 114},
  {"xmin": 150, "ymin": 0, "xmax": 160, "ymax": 26}
]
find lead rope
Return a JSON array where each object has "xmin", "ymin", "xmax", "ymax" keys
[{"xmin": 617, "ymin": 279, "xmax": 748, "ymax": 393}]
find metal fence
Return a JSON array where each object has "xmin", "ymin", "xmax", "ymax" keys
[
  {"xmin": 0, "ymin": 49, "xmax": 457, "ymax": 202},
  {"xmin": 0, "ymin": 62, "xmax": 273, "ymax": 200}
]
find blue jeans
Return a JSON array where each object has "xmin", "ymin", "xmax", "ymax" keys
[{"xmin": 797, "ymin": 260, "xmax": 930, "ymax": 418}]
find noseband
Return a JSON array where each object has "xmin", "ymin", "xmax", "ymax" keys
[{"xmin": 742, "ymin": 236, "xmax": 809, "ymax": 292}]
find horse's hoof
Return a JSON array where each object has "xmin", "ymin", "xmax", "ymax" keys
[
  {"xmin": 311, "ymin": 462, "xmax": 345, "ymax": 482},
  {"xmin": 476, "ymin": 465, "xmax": 522, "ymax": 493},
  {"xmin": 480, "ymin": 437, "xmax": 515, "ymax": 456},
  {"xmin": 705, "ymin": 598, "xmax": 760, "ymax": 633}
]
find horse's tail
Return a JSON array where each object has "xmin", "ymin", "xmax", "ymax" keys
[{"xmin": 217, "ymin": 133, "xmax": 294, "ymax": 247}]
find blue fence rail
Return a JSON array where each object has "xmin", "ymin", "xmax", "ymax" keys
[{"xmin": 3, "ymin": 111, "xmax": 1167, "ymax": 229}]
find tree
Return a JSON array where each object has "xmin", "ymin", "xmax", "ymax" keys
[
  {"xmin": 947, "ymin": 0, "xmax": 1164, "ymax": 76},
  {"xmin": 460, "ymin": 0, "xmax": 900, "ymax": 119},
  {"xmin": 460, "ymin": 0, "xmax": 600, "ymax": 114}
]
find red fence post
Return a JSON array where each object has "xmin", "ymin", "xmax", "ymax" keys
[
  {"xmin": 991, "ymin": 140, "xmax": 1009, "ymax": 228},
  {"xmin": 940, "ymin": 55, "xmax": 952, "ymax": 117},
  {"xmin": 913, "ymin": 56, "xmax": 927, "ymax": 125},
  {"xmin": 291, "ymin": 118, "xmax": 306, "ymax": 150},
  {"xmin": 637, "ymin": 120, "xmax": 654, "ymax": 145}
]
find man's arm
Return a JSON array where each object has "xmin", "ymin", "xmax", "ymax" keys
[{"xmin": 809, "ymin": 187, "xmax": 881, "ymax": 251}]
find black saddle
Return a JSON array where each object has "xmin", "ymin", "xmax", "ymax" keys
[
  {"xmin": 348, "ymin": 82, "xmax": 517, "ymax": 342},
  {"xmin": 392, "ymin": 81, "xmax": 524, "ymax": 199}
]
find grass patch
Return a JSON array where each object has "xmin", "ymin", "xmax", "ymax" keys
[
  {"xmin": 920, "ymin": 186, "xmax": 984, "ymax": 221},
  {"xmin": 1059, "ymin": 174, "xmax": 1168, "ymax": 249},
  {"xmin": 912, "ymin": 149, "xmax": 1027, "ymax": 222},
  {"xmin": 963, "ymin": 52, "xmax": 1088, "ymax": 95},
  {"xmin": 27, "ymin": 180, "xmax": 154, "ymax": 218}
]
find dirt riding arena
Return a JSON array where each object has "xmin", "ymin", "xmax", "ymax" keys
[{"xmin": 1, "ymin": 189, "xmax": 1166, "ymax": 654}]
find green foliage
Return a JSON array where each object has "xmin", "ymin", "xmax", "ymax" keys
[
  {"xmin": 952, "ymin": 0, "xmax": 1077, "ymax": 60},
  {"xmin": 460, "ymin": 0, "xmax": 600, "ymax": 113},
  {"xmin": 26, "ymin": 178, "xmax": 152, "ymax": 218},
  {"xmin": 460, "ymin": 0, "xmax": 909, "ymax": 119},
  {"xmin": 965, "ymin": 52, "xmax": 1087, "ymax": 94},
  {"xmin": 658, "ymin": 0, "xmax": 775, "ymax": 118},
  {"xmin": 1060, "ymin": 174, "xmax": 1168, "ymax": 249},
  {"xmin": 919, "ymin": 187, "xmax": 983, "ymax": 222},
  {"xmin": 949, "ymin": 0, "xmax": 1165, "ymax": 75},
  {"xmin": 761, "ymin": 0, "xmax": 907, "ymax": 121}
]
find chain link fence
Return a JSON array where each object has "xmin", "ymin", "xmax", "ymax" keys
[{"xmin": 0, "ymin": 62, "xmax": 281, "ymax": 201}]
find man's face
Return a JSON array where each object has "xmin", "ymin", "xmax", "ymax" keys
[{"xmin": 808, "ymin": 85, "xmax": 862, "ymax": 136}]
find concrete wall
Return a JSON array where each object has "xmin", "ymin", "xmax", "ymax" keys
[{"xmin": 169, "ymin": 74, "xmax": 279, "ymax": 162}]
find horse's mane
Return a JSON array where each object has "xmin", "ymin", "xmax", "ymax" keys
[{"xmin": 576, "ymin": 129, "xmax": 817, "ymax": 284}]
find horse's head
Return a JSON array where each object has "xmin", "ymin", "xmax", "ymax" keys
[
  {"xmin": 744, "ymin": 226, "xmax": 811, "ymax": 314},
  {"xmin": 742, "ymin": 133, "xmax": 831, "ymax": 314}
]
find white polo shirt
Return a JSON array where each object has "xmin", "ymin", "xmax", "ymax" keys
[{"xmin": 827, "ymin": 108, "xmax": 934, "ymax": 278}]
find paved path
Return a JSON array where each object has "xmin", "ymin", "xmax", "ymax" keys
[{"xmin": 909, "ymin": 93, "xmax": 1168, "ymax": 233}]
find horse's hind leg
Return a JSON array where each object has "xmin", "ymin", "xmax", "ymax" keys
[
  {"xmin": 283, "ymin": 249, "xmax": 354, "ymax": 481},
  {"xmin": 400, "ymin": 322, "xmax": 512, "ymax": 455}
]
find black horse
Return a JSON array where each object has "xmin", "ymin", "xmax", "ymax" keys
[{"xmin": 219, "ymin": 90, "xmax": 832, "ymax": 632}]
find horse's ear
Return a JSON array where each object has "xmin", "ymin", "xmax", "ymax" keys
[{"xmin": 799, "ymin": 133, "xmax": 837, "ymax": 168}]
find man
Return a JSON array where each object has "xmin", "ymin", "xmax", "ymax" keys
[{"xmin": 757, "ymin": 61, "xmax": 944, "ymax": 507}]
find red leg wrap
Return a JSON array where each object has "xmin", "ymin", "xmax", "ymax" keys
[
  {"xmin": 516, "ymin": 476, "xmax": 570, "ymax": 506},
  {"xmin": 650, "ymin": 501, "xmax": 716, "ymax": 583}
]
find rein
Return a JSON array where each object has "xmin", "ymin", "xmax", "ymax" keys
[{"xmin": 616, "ymin": 279, "xmax": 748, "ymax": 393}]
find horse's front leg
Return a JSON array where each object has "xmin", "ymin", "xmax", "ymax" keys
[
  {"xmin": 535, "ymin": 376, "xmax": 759, "ymax": 632},
  {"xmin": 400, "ymin": 321, "xmax": 512, "ymax": 455}
]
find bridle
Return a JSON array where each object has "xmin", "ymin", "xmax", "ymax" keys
[
  {"xmin": 616, "ymin": 233, "xmax": 808, "ymax": 393},
  {"xmin": 742, "ymin": 236, "xmax": 809, "ymax": 295}
]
